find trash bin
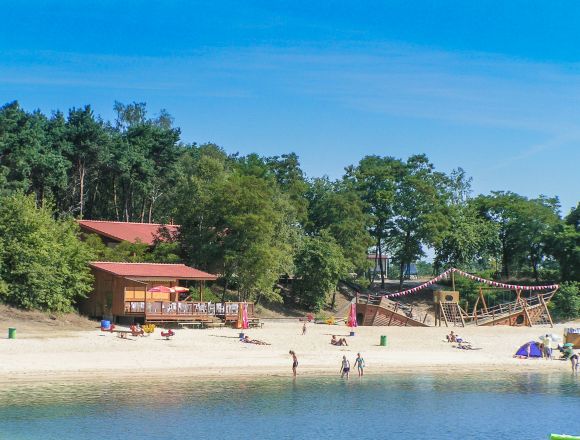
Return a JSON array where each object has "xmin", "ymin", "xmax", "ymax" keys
[
  {"xmin": 239, "ymin": 332, "xmax": 245, "ymax": 340},
  {"xmin": 380, "ymin": 335, "xmax": 387, "ymax": 346},
  {"xmin": 8, "ymin": 328, "xmax": 16, "ymax": 339},
  {"xmin": 101, "ymin": 320, "xmax": 111, "ymax": 330},
  {"xmin": 350, "ymin": 331, "xmax": 355, "ymax": 337}
]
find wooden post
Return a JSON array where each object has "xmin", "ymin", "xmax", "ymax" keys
[
  {"xmin": 472, "ymin": 296, "xmax": 480, "ymax": 320},
  {"xmin": 451, "ymin": 271, "xmax": 455, "ymax": 291},
  {"xmin": 539, "ymin": 295, "xmax": 554, "ymax": 328},
  {"xmin": 521, "ymin": 298, "xmax": 532, "ymax": 327},
  {"xmin": 480, "ymin": 287, "xmax": 488, "ymax": 314},
  {"xmin": 199, "ymin": 281, "xmax": 203, "ymax": 302}
]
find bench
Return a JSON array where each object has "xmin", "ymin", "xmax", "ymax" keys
[
  {"xmin": 178, "ymin": 322, "xmax": 206, "ymax": 329},
  {"xmin": 248, "ymin": 319, "xmax": 264, "ymax": 328}
]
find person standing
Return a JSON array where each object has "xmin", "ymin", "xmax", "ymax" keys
[
  {"xmin": 354, "ymin": 353, "xmax": 365, "ymax": 377},
  {"xmin": 340, "ymin": 355, "xmax": 350, "ymax": 379},
  {"xmin": 302, "ymin": 322, "xmax": 307, "ymax": 335},
  {"xmin": 289, "ymin": 350, "xmax": 298, "ymax": 377},
  {"xmin": 544, "ymin": 335, "xmax": 553, "ymax": 360}
]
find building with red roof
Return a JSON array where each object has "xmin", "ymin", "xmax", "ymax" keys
[
  {"xmin": 80, "ymin": 262, "xmax": 226, "ymax": 323},
  {"xmin": 78, "ymin": 220, "xmax": 179, "ymax": 246}
]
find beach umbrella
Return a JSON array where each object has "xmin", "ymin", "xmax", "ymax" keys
[
  {"xmin": 147, "ymin": 285, "xmax": 173, "ymax": 293},
  {"xmin": 539, "ymin": 334, "xmax": 561, "ymax": 342},
  {"xmin": 563, "ymin": 343, "xmax": 574, "ymax": 348},
  {"xmin": 173, "ymin": 286, "xmax": 189, "ymax": 293},
  {"xmin": 347, "ymin": 303, "xmax": 358, "ymax": 328}
]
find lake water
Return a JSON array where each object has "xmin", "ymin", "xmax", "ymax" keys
[{"xmin": 1, "ymin": 372, "xmax": 579, "ymax": 439}]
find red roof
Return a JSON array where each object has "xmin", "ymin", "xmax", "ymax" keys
[
  {"xmin": 78, "ymin": 220, "xmax": 179, "ymax": 245},
  {"xmin": 90, "ymin": 262, "xmax": 217, "ymax": 280}
]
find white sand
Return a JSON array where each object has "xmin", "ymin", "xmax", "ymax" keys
[{"xmin": 0, "ymin": 321, "xmax": 575, "ymax": 383}]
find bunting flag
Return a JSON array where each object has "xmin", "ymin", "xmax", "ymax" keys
[{"xmin": 383, "ymin": 268, "xmax": 559, "ymax": 299}]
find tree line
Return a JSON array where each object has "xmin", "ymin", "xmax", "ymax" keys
[{"xmin": 0, "ymin": 101, "xmax": 578, "ymax": 314}]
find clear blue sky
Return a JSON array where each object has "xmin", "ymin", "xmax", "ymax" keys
[{"xmin": 1, "ymin": 1, "xmax": 579, "ymax": 213}]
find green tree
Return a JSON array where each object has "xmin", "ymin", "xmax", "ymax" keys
[
  {"xmin": 389, "ymin": 155, "xmax": 451, "ymax": 288},
  {"xmin": 549, "ymin": 203, "xmax": 580, "ymax": 282},
  {"xmin": 293, "ymin": 231, "xmax": 352, "ymax": 310},
  {"xmin": 550, "ymin": 282, "xmax": 580, "ymax": 321},
  {"xmin": 475, "ymin": 192, "xmax": 561, "ymax": 280},
  {"xmin": 0, "ymin": 193, "xmax": 93, "ymax": 311},
  {"xmin": 345, "ymin": 155, "xmax": 402, "ymax": 287},
  {"xmin": 64, "ymin": 105, "xmax": 109, "ymax": 218},
  {"xmin": 306, "ymin": 177, "xmax": 372, "ymax": 273}
]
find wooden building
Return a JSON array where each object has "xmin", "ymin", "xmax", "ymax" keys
[{"xmin": 78, "ymin": 262, "xmax": 241, "ymax": 323}]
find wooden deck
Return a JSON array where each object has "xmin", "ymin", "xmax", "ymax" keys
[{"xmin": 123, "ymin": 300, "xmax": 254, "ymax": 324}]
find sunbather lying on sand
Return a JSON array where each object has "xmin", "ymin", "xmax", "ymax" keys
[
  {"xmin": 331, "ymin": 335, "xmax": 348, "ymax": 346},
  {"xmin": 241, "ymin": 335, "xmax": 270, "ymax": 345},
  {"xmin": 454, "ymin": 341, "xmax": 480, "ymax": 350}
]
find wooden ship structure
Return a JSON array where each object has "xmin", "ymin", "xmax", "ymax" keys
[{"xmin": 355, "ymin": 268, "xmax": 558, "ymax": 328}]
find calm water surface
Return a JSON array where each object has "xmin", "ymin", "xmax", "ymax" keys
[{"xmin": 0, "ymin": 372, "xmax": 579, "ymax": 439}]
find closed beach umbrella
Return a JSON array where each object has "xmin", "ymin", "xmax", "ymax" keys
[
  {"xmin": 348, "ymin": 303, "xmax": 358, "ymax": 328},
  {"xmin": 241, "ymin": 303, "xmax": 249, "ymax": 329}
]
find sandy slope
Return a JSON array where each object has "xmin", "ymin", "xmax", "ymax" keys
[{"xmin": 1, "ymin": 320, "xmax": 577, "ymax": 384}]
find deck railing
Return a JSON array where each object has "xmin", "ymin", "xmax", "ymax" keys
[{"xmin": 124, "ymin": 300, "xmax": 253, "ymax": 319}]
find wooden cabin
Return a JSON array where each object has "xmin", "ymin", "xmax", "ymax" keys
[
  {"xmin": 78, "ymin": 220, "xmax": 179, "ymax": 247},
  {"xmin": 78, "ymin": 262, "xmax": 248, "ymax": 324}
]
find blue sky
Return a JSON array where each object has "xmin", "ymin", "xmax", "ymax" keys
[{"xmin": 1, "ymin": 1, "xmax": 579, "ymax": 213}]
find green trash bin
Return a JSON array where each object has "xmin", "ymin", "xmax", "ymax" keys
[
  {"xmin": 8, "ymin": 328, "xmax": 16, "ymax": 339},
  {"xmin": 380, "ymin": 335, "xmax": 387, "ymax": 346}
]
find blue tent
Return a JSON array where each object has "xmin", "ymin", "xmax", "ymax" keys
[{"xmin": 514, "ymin": 341, "xmax": 542, "ymax": 358}]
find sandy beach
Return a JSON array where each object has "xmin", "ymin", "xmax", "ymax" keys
[{"xmin": 0, "ymin": 320, "xmax": 576, "ymax": 384}]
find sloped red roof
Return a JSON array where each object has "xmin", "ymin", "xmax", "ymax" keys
[
  {"xmin": 90, "ymin": 262, "xmax": 217, "ymax": 280},
  {"xmin": 78, "ymin": 220, "xmax": 179, "ymax": 245}
]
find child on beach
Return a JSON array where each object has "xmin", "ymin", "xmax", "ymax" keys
[
  {"xmin": 354, "ymin": 353, "xmax": 365, "ymax": 377},
  {"xmin": 289, "ymin": 350, "xmax": 298, "ymax": 377},
  {"xmin": 340, "ymin": 356, "xmax": 350, "ymax": 379}
]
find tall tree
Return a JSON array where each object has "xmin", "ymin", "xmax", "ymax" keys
[
  {"xmin": 64, "ymin": 106, "xmax": 109, "ymax": 218},
  {"xmin": 389, "ymin": 155, "xmax": 451, "ymax": 288},
  {"xmin": 345, "ymin": 156, "xmax": 402, "ymax": 287}
]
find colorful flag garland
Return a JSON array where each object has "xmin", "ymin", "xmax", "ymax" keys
[{"xmin": 383, "ymin": 268, "xmax": 559, "ymax": 299}]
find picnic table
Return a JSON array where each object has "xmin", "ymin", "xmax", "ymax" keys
[{"xmin": 248, "ymin": 318, "xmax": 264, "ymax": 328}]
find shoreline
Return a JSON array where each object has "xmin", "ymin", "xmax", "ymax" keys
[{"xmin": 0, "ymin": 362, "xmax": 573, "ymax": 387}]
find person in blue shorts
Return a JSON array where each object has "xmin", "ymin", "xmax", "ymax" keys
[{"xmin": 354, "ymin": 353, "xmax": 365, "ymax": 377}]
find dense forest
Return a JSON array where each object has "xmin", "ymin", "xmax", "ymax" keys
[{"xmin": 0, "ymin": 101, "xmax": 578, "ymax": 317}]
